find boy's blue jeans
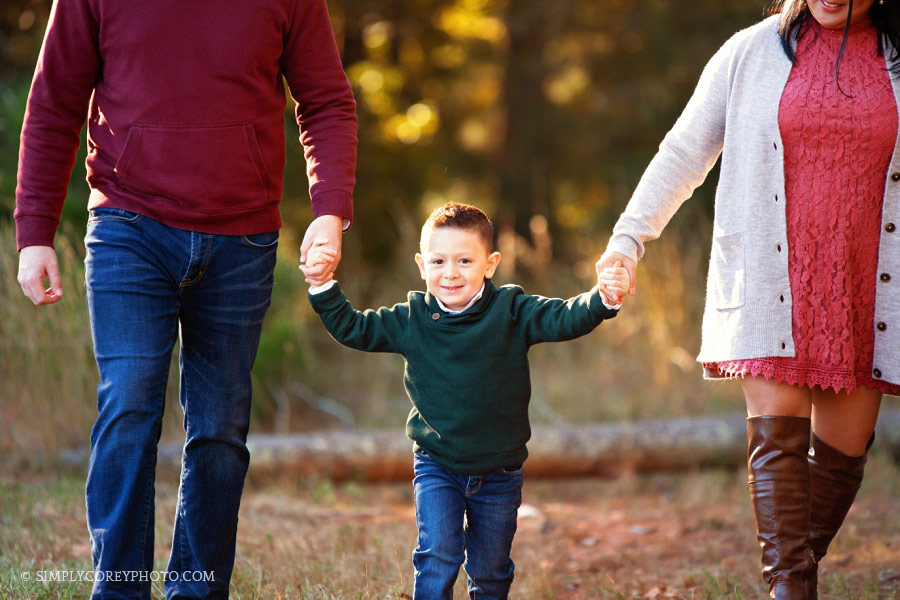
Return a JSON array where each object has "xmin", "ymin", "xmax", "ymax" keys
[
  {"xmin": 83, "ymin": 208, "xmax": 277, "ymax": 599},
  {"xmin": 412, "ymin": 451, "xmax": 523, "ymax": 600}
]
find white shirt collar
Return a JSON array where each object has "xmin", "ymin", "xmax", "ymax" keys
[{"xmin": 434, "ymin": 282, "xmax": 486, "ymax": 315}]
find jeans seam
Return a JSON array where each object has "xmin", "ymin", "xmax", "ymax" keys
[
  {"xmin": 177, "ymin": 455, "xmax": 188, "ymax": 575},
  {"xmin": 178, "ymin": 356, "xmax": 192, "ymax": 575},
  {"xmin": 180, "ymin": 234, "xmax": 213, "ymax": 287},
  {"xmin": 136, "ymin": 441, "xmax": 157, "ymax": 595}
]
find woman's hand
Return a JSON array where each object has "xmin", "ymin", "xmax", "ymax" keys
[{"xmin": 595, "ymin": 251, "xmax": 637, "ymax": 303}]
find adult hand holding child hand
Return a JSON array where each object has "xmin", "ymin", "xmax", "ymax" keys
[
  {"xmin": 595, "ymin": 250, "xmax": 636, "ymax": 305},
  {"xmin": 300, "ymin": 214, "xmax": 343, "ymax": 286},
  {"xmin": 300, "ymin": 238, "xmax": 338, "ymax": 286},
  {"xmin": 597, "ymin": 260, "xmax": 631, "ymax": 307}
]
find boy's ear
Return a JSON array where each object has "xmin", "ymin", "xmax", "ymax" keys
[
  {"xmin": 414, "ymin": 253, "xmax": 427, "ymax": 280},
  {"xmin": 484, "ymin": 251, "xmax": 501, "ymax": 279}
]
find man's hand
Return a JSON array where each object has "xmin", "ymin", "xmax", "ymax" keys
[
  {"xmin": 300, "ymin": 237, "xmax": 338, "ymax": 286},
  {"xmin": 595, "ymin": 250, "xmax": 637, "ymax": 303},
  {"xmin": 299, "ymin": 215, "xmax": 343, "ymax": 285},
  {"xmin": 18, "ymin": 245, "xmax": 63, "ymax": 305}
]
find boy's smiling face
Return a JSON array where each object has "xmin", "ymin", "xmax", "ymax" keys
[{"xmin": 415, "ymin": 226, "xmax": 501, "ymax": 312}]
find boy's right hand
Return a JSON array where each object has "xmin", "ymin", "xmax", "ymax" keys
[
  {"xmin": 300, "ymin": 237, "xmax": 338, "ymax": 286},
  {"xmin": 597, "ymin": 261, "xmax": 631, "ymax": 306}
]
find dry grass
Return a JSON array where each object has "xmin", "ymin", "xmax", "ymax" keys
[{"xmin": 2, "ymin": 452, "xmax": 899, "ymax": 599}]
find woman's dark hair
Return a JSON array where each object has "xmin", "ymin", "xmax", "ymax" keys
[{"xmin": 770, "ymin": 0, "xmax": 900, "ymax": 86}]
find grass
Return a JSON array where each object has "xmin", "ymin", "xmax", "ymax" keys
[{"xmin": 2, "ymin": 452, "xmax": 899, "ymax": 599}]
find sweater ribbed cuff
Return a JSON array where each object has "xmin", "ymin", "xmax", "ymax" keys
[
  {"xmin": 605, "ymin": 235, "xmax": 641, "ymax": 263},
  {"xmin": 311, "ymin": 190, "xmax": 353, "ymax": 230},
  {"xmin": 15, "ymin": 214, "xmax": 60, "ymax": 251}
]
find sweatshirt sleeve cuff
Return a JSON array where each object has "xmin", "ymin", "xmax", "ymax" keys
[
  {"xmin": 605, "ymin": 235, "xmax": 641, "ymax": 263},
  {"xmin": 312, "ymin": 190, "xmax": 353, "ymax": 230},
  {"xmin": 15, "ymin": 215, "xmax": 60, "ymax": 251}
]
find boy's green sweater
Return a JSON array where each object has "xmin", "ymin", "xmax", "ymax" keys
[{"xmin": 309, "ymin": 280, "xmax": 617, "ymax": 475}]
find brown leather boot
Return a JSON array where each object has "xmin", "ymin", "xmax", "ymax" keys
[
  {"xmin": 748, "ymin": 416, "xmax": 815, "ymax": 599},
  {"xmin": 806, "ymin": 433, "xmax": 874, "ymax": 600}
]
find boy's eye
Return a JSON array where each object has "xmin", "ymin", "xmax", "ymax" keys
[
  {"xmin": 431, "ymin": 259, "xmax": 443, "ymax": 265},
  {"xmin": 459, "ymin": 259, "xmax": 472, "ymax": 265}
]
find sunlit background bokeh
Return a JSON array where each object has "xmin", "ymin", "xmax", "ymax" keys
[{"xmin": 0, "ymin": 0, "xmax": 771, "ymax": 468}]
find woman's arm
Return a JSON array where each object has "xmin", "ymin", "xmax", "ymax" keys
[{"xmin": 606, "ymin": 37, "xmax": 735, "ymax": 264}]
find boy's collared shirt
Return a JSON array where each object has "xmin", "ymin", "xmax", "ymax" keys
[{"xmin": 434, "ymin": 282, "xmax": 485, "ymax": 314}]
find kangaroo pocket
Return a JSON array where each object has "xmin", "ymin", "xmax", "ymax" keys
[{"xmin": 114, "ymin": 122, "xmax": 273, "ymax": 214}]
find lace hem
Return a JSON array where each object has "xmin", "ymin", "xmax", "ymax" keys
[{"xmin": 704, "ymin": 358, "xmax": 900, "ymax": 396}]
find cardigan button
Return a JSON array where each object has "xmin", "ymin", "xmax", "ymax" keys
[
  {"xmin": 881, "ymin": 273, "xmax": 892, "ymax": 283},
  {"xmin": 777, "ymin": 244, "xmax": 782, "ymax": 252},
  {"xmin": 781, "ymin": 342, "xmax": 786, "ymax": 350},
  {"xmin": 779, "ymin": 295, "xmax": 784, "ymax": 303},
  {"xmin": 431, "ymin": 313, "xmax": 440, "ymax": 320},
  {"xmin": 892, "ymin": 173, "xmax": 900, "ymax": 182},
  {"xmin": 877, "ymin": 321, "xmax": 887, "ymax": 331},
  {"xmin": 887, "ymin": 223, "xmax": 896, "ymax": 233},
  {"xmin": 873, "ymin": 368, "xmax": 883, "ymax": 378}
]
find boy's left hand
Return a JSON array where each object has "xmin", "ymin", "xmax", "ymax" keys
[{"xmin": 598, "ymin": 261, "xmax": 630, "ymax": 306}]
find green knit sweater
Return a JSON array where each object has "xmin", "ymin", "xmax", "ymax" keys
[{"xmin": 309, "ymin": 280, "xmax": 618, "ymax": 475}]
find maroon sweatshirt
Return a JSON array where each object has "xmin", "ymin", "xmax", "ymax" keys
[{"xmin": 15, "ymin": 0, "xmax": 357, "ymax": 250}]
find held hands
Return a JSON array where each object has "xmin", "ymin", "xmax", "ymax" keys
[
  {"xmin": 18, "ymin": 245, "xmax": 63, "ymax": 306},
  {"xmin": 597, "ymin": 260, "xmax": 632, "ymax": 307},
  {"xmin": 299, "ymin": 215, "xmax": 343, "ymax": 286},
  {"xmin": 595, "ymin": 250, "xmax": 636, "ymax": 305},
  {"xmin": 300, "ymin": 237, "xmax": 338, "ymax": 286}
]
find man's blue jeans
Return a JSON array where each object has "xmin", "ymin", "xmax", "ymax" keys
[
  {"xmin": 412, "ymin": 451, "xmax": 523, "ymax": 600},
  {"xmin": 83, "ymin": 208, "xmax": 277, "ymax": 599}
]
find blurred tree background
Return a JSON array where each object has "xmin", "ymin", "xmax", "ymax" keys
[{"xmin": 0, "ymin": 0, "xmax": 768, "ymax": 467}]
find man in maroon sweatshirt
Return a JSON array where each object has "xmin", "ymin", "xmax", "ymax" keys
[{"xmin": 14, "ymin": 0, "xmax": 357, "ymax": 597}]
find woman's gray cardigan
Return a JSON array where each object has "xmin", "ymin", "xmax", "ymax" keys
[{"xmin": 606, "ymin": 15, "xmax": 900, "ymax": 385}]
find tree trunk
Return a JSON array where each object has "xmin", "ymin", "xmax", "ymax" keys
[{"xmin": 61, "ymin": 410, "xmax": 900, "ymax": 481}]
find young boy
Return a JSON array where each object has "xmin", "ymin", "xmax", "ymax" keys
[{"xmin": 302, "ymin": 202, "xmax": 629, "ymax": 599}]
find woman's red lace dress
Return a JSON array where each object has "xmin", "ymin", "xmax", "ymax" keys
[{"xmin": 705, "ymin": 18, "xmax": 900, "ymax": 395}]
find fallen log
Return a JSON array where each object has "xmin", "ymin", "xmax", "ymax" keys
[{"xmin": 60, "ymin": 410, "xmax": 900, "ymax": 481}]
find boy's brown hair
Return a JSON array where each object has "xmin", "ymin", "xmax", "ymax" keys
[{"xmin": 420, "ymin": 202, "xmax": 493, "ymax": 252}]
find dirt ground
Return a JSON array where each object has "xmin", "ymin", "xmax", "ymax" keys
[
  {"xmin": 230, "ymin": 452, "xmax": 900, "ymax": 599},
  {"xmin": 4, "ymin": 453, "xmax": 900, "ymax": 599}
]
